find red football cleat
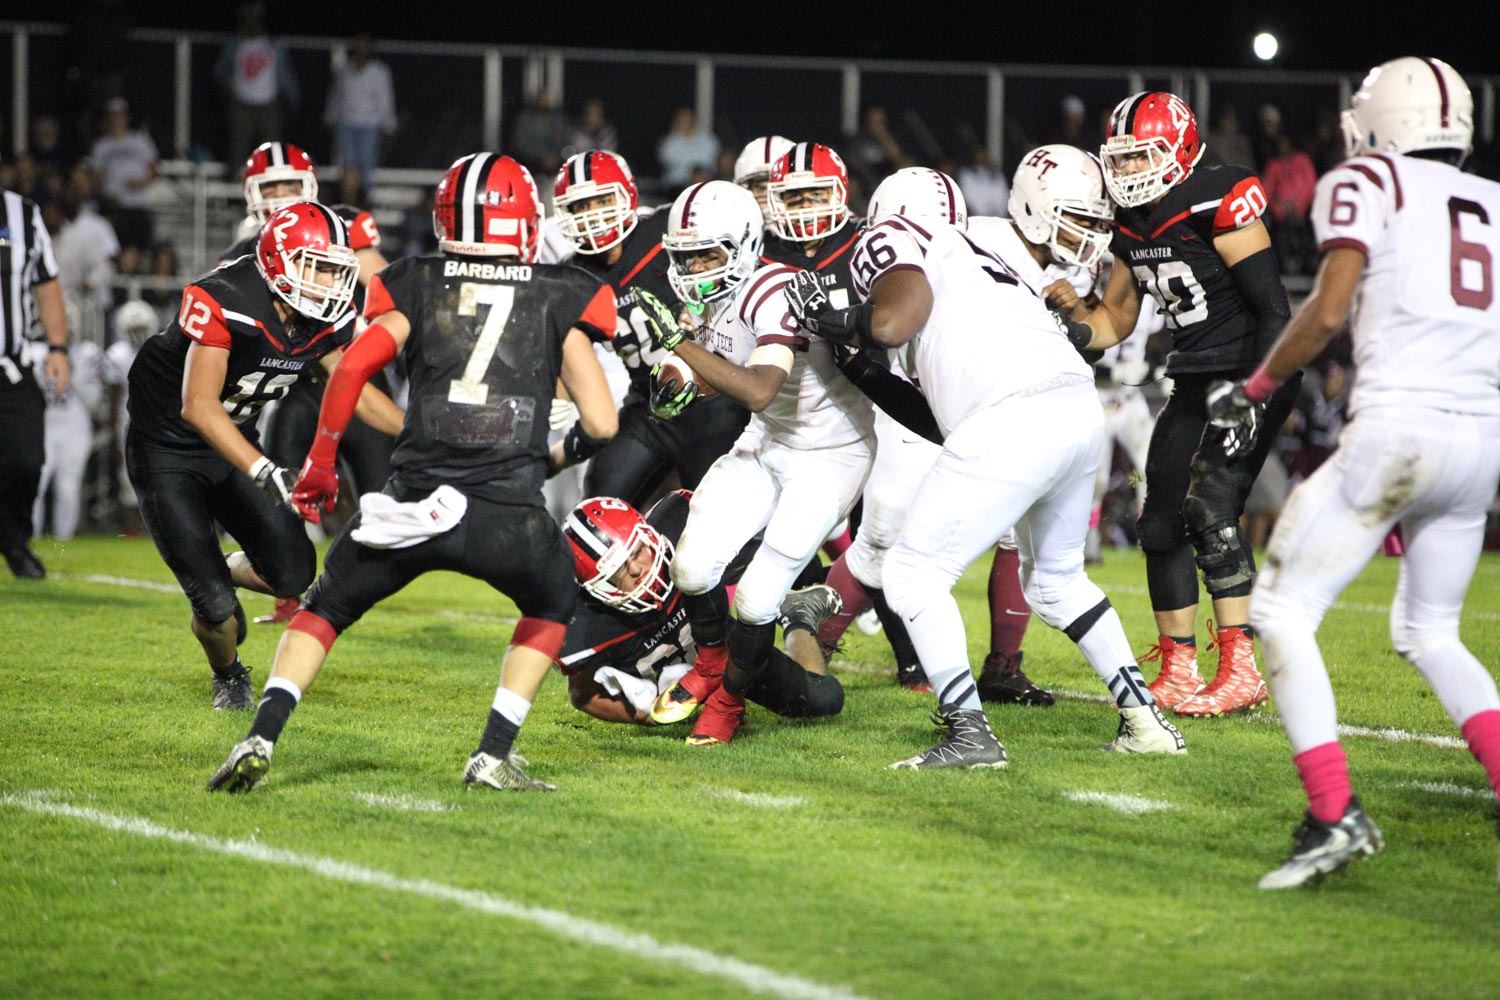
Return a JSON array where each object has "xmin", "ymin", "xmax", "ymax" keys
[
  {"xmin": 1140, "ymin": 634, "xmax": 1205, "ymax": 710},
  {"xmin": 686, "ymin": 686, "xmax": 745, "ymax": 746},
  {"xmin": 254, "ymin": 596, "xmax": 301, "ymax": 625},
  {"xmin": 1175, "ymin": 623, "xmax": 1267, "ymax": 716}
]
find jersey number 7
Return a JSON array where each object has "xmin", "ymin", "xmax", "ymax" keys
[{"xmin": 449, "ymin": 282, "xmax": 517, "ymax": 406}]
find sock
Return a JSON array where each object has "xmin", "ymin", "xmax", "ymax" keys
[
  {"xmin": 1294, "ymin": 742, "xmax": 1352, "ymax": 824},
  {"xmin": 821, "ymin": 525, "xmax": 851, "ymax": 561},
  {"xmin": 1167, "ymin": 634, "xmax": 1196, "ymax": 647},
  {"xmin": 1460, "ymin": 710, "xmax": 1500, "ymax": 799},
  {"xmin": 1219, "ymin": 623, "xmax": 1255, "ymax": 640},
  {"xmin": 478, "ymin": 688, "xmax": 531, "ymax": 759},
  {"xmin": 247, "ymin": 678, "xmax": 301, "ymax": 743},
  {"xmin": 925, "ymin": 664, "xmax": 981, "ymax": 713},
  {"xmin": 1106, "ymin": 665, "xmax": 1152, "ymax": 708},
  {"xmin": 817, "ymin": 554, "xmax": 873, "ymax": 654},
  {"xmin": 1070, "ymin": 605, "xmax": 1148, "ymax": 706},
  {"xmin": 211, "ymin": 655, "xmax": 246, "ymax": 679},
  {"xmin": 987, "ymin": 547, "xmax": 1030, "ymax": 657}
]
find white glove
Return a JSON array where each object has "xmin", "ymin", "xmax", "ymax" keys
[
  {"xmin": 1111, "ymin": 358, "xmax": 1151, "ymax": 386},
  {"xmin": 549, "ymin": 398, "xmax": 579, "ymax": 432}
]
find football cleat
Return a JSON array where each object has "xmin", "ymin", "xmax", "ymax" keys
[
  {"xmin": 854, "ymin": 608, "xmax": 883, "ymax": 636},
  {"xmin": 1140, "ymin": 635, "xmax": 1204, "ymax": 710},
  {"xmin": 1175, "ymin": 624, "xmax": 1267, "ymax": 716},
  {"xmin": 686, "ymin": 687, "xmax": 745, "ymax": 746},
  {"xmin": 895, "ymin": 662, "xmax": 932, "ymax": 693},
  {"xmin": 888, "ymin": 704, "xmax": 1008, "ymax": 770},
  {"xmin": 1099, "ymin": 704, "xmax": 1187, "ymax": 754},
  {"xmin": 463, "ymin": 752, "xmax": 556, "ymax": 792},
  {"xmin": 206, "ymin": 735, "xmax": 273, "ymax": 793},
  {"xmin": 254, "ymin": 596, "xmax": 301, "ymax": 625},
  {"xmin": 651, "ymin": 681, "xmax": 706, "ymax": 725},
  {"xmin": 212, "ymin": 665, "xmax": 255, "ymax": 711},
  {"xmin": 4, "ymin": 544, "xmax": 46, "ymax": 579},
  {"xmin": 1258, "ymin": 796, "xmax": 1384, "ymax": 889},
  {"xmin": 779, "ymin": 583, "xmax": 843, "ymax": 635},
  {"xmin": 976, "ymin": 651, "xmax": 1054, "ymax": 707}
]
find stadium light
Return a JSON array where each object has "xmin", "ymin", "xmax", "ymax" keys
[{"xmin": 1253, "ymin": 32, "xmax": 1279, "ymax": 61}]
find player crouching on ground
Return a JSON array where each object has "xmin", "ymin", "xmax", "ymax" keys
[
  {"xmin": 560, "ymin": 491, "xmax": 844, "ymax": 727},
  {"xmin": 208, "ymin": 153, "xmax": 619, "ymax": 794}
]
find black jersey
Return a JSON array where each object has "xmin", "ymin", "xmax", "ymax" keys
[
  {"xmin": 1111, "ymin": 165, "xmax": 1278, "ymax": 375},
  {"xmin": 760, "ymin": 220, "xmax": 866, "ymax": 313},
  {"xmin": 566, "ymin": 206, "xmax": 682, "ymax": 395},
  {"xmin": 127, "ymin": 256, "xmax": 354, "ymax": 449},
  {"xmin": 366, "ymin": 253, "xmax": 615, "ymax": 505},
  {"xmin": 558, "ymin": 490, "xmax": 758, "ymax": 680}
]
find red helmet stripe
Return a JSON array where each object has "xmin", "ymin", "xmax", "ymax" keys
[{"xmin": 1421, "ymin": 57, "xmax": 1451, "ymax": 127}]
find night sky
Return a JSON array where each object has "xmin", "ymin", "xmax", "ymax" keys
[{"xmin": 17, "ymin": 1, "xmax": 1499, "ymax": 75}]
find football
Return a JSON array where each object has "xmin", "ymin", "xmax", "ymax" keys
[{"xmin": 655, "ymin": 352, "xmax": 717, "ymax": 397}]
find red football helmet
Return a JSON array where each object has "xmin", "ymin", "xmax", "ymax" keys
[
  {"xmin": 433, "ymin": 153, "xmax": 541, "ymax": 261},
  {"xmin": 1100, "ymin": 92, "xmax": 1204, "ymax": 208},
  {"xmin": 564, "ymin": 496, "xmax": 674, "ymax": 614},
  {"xmin": 255, "ymin": 202, "xmax": 359, "ymax": 323},
  {"xmin": 554, "ymin": 150, "xmax": 641, "ymax": 254},
  {"xmin": 766, "ymin": 142, "xmax": 851, "ymax": 242},
  {"xmin": 243, "ymin": 142, "xmax": 319, "ymax": 223}
]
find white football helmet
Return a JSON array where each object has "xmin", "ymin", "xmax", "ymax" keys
[
  {"xmin": 1009, "ymin": 145, "xmax": 1114, "ymax": 270},
  {"xmin": 663, "ymin": 181, "xmax": 764, "ymax": 306},
  {"xmin": 113, "ymin": 299, "xmax": 160, "ymax": 348},
  {"xmin": 733, "ymin": 135, "xmax": 795, "ymax": 224},
  {"xmin": 1341, "ymin": 56, "xmax": 1473, "ymax": 161},
  {"xmin": 867, "ymin": 167, "xmax": 968, "ymax": 228}
]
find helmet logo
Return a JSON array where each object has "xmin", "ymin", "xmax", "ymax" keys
[{"xmin": 1024, "ymin": 149, "xmax": 1060, "ymax": 177}]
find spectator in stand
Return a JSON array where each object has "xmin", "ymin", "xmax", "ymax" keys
[
  {"xmin": 1043, "ymin": 95, "xmax": 1089, "ymax": 147},
  {"xmin": 397, "ymin": 188, "xmax": 438, "ymax": 258},
  {"xmin": 8, "ymin": 155, "xmax": 50, "ymax": 208},
  {"xmin": 89, "ymin": 98, "xmax": 158, "ymax": 253},
  {"xmin": 29, "ymin": 116, "xmax": 70, "ymax": 174},
  {"xmin": 1262, "ymin": 134, "xmax": 1319, "ymax": 274},
  {"xmin": 324, "ymin": 34, "xmax": 396, "ymax": 204},
  {"xmin": 142, "ymin": 242, "xmax": 182, "ymax": 325},
  {"xmin": 656, "ymin": 106, "xmax": 720, "ymax": 189},
  {"xmin": 215, "ymin": 1, "xmax": 300, "ymax": 166},
  {"xmin": 50, "ymin": 164, "xmax": 120, "ymax": 349},
  {"xmin": 844, "ymin": 104, "xmax": 909, "ymax": 192},
  {"xmin": 511, "ymin": 89, "xmax": 571, "ymax": 180},
  {"xmin": 1305, "ymin": 113, "xmax": 1345, "ymax": 175},
  {"xmin": 957, "ymin": 145, "xmax": 1010, "ymax": 217},
  {"xmin": 1253, "ymin": 103, "xmax": 1285, "ymax": 171},
  {"xmin": 1203, "ymin": 106, "xmax": 1254, "ymax": 168},
  {"xmin": 569, "ymin": 97, "xmax": 618, "ymax": 157}
]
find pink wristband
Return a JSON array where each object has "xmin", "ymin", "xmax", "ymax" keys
[{"xmin": 1243, "ymin": 366, "xmax": 1282, "ymax": 403}]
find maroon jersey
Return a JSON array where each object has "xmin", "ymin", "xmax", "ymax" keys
[
  {"xmin": 365, "ymin": 254, "xmax": 615, "ymax": 505},
  {"xmin": 760, "ymin": 220, "xmax": 866, "ymax": 316},
  {"xmin": 127, "ymin": 256, "xmax": 354, "ymax": 449},
  {"xmin": 1111, "ymin": 165, "xmax": 1282, "ymax": 375}
]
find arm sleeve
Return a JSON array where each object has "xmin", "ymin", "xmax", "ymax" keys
[
  {"xmin": 308, "ymin": 324, "xmax": 400, "ymax": 466},
  {"xmin": 1227, "ymin": 247, "xmax": 1291, "ymax": 352},
  {"xmin": 833, "ymin": 350, "xmax": 943, "ymax": 444},
  {"xmin": 1309, "ymin": 160, "xmax": 1390, "ymax": 257}
]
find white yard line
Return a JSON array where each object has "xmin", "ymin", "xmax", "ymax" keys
[
  {"xmin": 704, "ymin": 787, "xmax": 805, "ymax": 809},
  {"xmin": 349, "ymin": 791, "xmax": 460, "ymax": 814},
  {"xmin": 1397, "ymin": 781, "xmax": 1491, "ymax": 799},
  {"xmin": 2, "ymin": 791, "xmax": 869, "ymax": 1000},
  {"xmin": 1063, "ymin": 791, "xmax": 1175, "ymax": 814}
]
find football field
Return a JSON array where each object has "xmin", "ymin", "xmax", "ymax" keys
[{"xmin": 3, "ymin": 537, "xmax": 1499, "ymax": 998}]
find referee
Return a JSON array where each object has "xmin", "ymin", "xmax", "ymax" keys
[{"xmin": 1, "ymin": 186, "xmax": 71, "ymax": 578}]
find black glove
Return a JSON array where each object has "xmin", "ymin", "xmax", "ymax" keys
[
  {"xmin": 649, "ymin": 361, "xmax": 699, "ymax": 420},
  {"xmin": 636, "ymin": 288, "xmax": 684, "ymax": 353},
  {"xmin": 785, "ymin": 270, "xmax": 871, "ymax": 345},
  {"xmin": 1206, "ymin": 379, "xmax": 1261, "ymax": 459},
  {"xmin": 249, "ymin": 456, "xmax": 297, "ymax": 504}
]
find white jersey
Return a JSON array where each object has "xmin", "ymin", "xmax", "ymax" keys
[
  {"xmin": 851, "ymin": 215, "xmax": 1090, "ymax": 435},
  {"xmin": 1312, "ymin": 154, "xmax": 1500, "ymax": 416},
  {"xmin": 696, "ymin": 262, "xmax": 872, "ymax": 449}
]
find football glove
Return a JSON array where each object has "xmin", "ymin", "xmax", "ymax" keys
[
  {"xmin": 636, "ymin": 288, "xmax": 685, "ymax": 354},
  {"xmin": 548, "ymin": 397, "xmax": 579, "ymax": 432},
  {"xmin": 249, "ymin": 456, "xmax": 297, "ymax": 504},
  {"xmin": 649, "ymin": 362, "xmax": 699, "ymax": 420},
  {"xmin": 1206, "ymin": 379, "xmax": 1260, "ymax": 459},
  {"xmin": 785, "ymin": 270, "xmax": 872, "ymax": 345},
  {"xmin": 289, "ymin": 457, "xmax": 339, "ymax": 525}
]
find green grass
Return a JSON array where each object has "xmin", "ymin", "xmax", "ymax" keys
[{"xmin": 3, "ymin": 536, "xmax": 1499, "ymax": 998}]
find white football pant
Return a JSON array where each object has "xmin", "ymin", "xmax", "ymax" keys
[
  {"xmin": 844, "ymin": 409, "xmax": 941, "ymax": 590},
  {"xmin": 34, "ymin": 400, "xmax": 93, "ymax": 541},
  {"xmin": 1094, "ymin": 385, "xmax": 1153, "ymax": 509}
]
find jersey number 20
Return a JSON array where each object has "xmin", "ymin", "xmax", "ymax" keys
[{"xmin": 1132, "ymin": 262, "xmax": 1208, "ymax": 328}]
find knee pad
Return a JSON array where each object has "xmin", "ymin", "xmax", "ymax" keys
[
  {"xmin": 802, "ymin": 672, "xmax": 845, "ymax": 717},
  {"xmin": 189, "ymin": 579, "xmax": 241, "ymax": 629},
  {"xmin": 843, "ymin": 535, "xmax": 885, "ymax": 590},
  {"xmin": 670, "ymin": 542, "xmax": 725, "ymax": 597},
  {"xmin": 255, "ymin": 546, "xmax": 316, "ymax": 599},
  {"xmin": 1390, "ymin": 614, "xmax": 1461, "ymax": 664},
  {"xmin": 684, "ymin": 586, "xmax": 730, "ymax": 648},
  {"xmin": 726, "ymin": 617, "xmax": 777, "ymax": 694},
  {"xmin": 1189, "ymin": 519, "xmax": 1255, "ymax": 598},
  {"xmin": 1022, "ymin": 569, "xmax": 1107, "ymax": 632},
  {"xmin": 1135, "ymin": 508, "xmax": 1185, "ymax": 555}
]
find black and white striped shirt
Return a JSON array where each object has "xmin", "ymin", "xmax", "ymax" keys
[{"xmin": 0, "ymin": 189, "xmax": 61, "ymax": 363}]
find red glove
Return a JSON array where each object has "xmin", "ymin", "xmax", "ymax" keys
[{"xmin": 290, "ymin": 458, "xmax": 339, "ymax": 524}]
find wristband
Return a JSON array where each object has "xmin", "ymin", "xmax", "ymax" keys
[
  {"xmin": 1062, "ymin": 318, "xmax": 1094, "ymax": 351},
  {"xmin": 248, "ymin": 456, "xmax": 274, "ymax": 481},
  {"xmin": 47, "ymin": 344, "xmax": 69, "ymax": 354},
  {"xmin": 562, "ymin": 423, "xmax": 601, "ymax": 464},
  {"xmin": 1243, "ymin": 366, "xmax": 1283, "ymax": 403}
]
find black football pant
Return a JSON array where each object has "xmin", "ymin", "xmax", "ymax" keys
[
  {"xmin": 0, "ymin": 374, "xmax": 45, "ymax": 553},
  {"xmin": 1136, "ymin": 370, "xmax": 1302, "ymax": 612},
  {"xmin": 303, "ymin": 491, "xmax": 576, "ymax": 635},
  {"xmin": 745, "ymin": 646, "xmax": 845, "ymax": 719},
  {"xmin": 264, "ymin": 374, "xmax": 394, "ymax": 498},
  {"xmin": 584, "ymin": 393, "xmax": 750, "ymax": 508},
  {"xmin": 127, "ymin": 433, "xmax": 316, "ymax": 624}
]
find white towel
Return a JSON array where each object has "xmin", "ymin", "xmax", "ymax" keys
[
  {"xmin": 593, "ymin": 663, "xmax": 692, "ymax": 718},
  {"xmin": 351, "ymin": 485, "xmax": 468, "ymax": 549}
]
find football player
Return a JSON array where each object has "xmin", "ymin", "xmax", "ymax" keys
[
  {"xmin": 641, "ymin": 180, "xmax": 876, "ymax": 746},
  {"xmin": 228, "ymin": 142, "xmax": 397, "ymax": 623},
  {"xmin": 560, "ymin": 491, "xmax": 843, "ymax": 726},
  {"xmin": 207, "ymin": 154, "xmax": 619, "ymax": 793},
  {"xmin": 1203, "ymin": 59, "xmax": 1500, "ymax": 888},
  {"xmin": 127, "ymin": 202, "xmax": 403, "ymax": 710},
  {"xmin": 789, "ymin": 149, "xmax": 1186, "ymax": 767},
  {"xmin": 733, "ymin": 135, "xmax": 795, "ymax": 224},
  {"xmin": 548, "ymin": 149, "xmax": 751, "ymax": 506},
  {"xmin": 1054, "ymin": 92, "xmax": 1303, "ymax": 716}
]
